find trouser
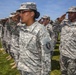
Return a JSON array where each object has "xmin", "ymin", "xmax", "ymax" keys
[
  {"xmin": 19, "ymin": 71, "xmax": 34, "ymax": 75},
  {"xmin": 60, "ymin": 55, "xmax": 76, "ymax": 75},
  {"xmin": 19, "ymin": 70, "xmax": 50, "ymax": 75}
]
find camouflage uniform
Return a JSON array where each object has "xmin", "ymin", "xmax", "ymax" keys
[
  {"xmin": 45, "ymin": 24, "xmax": 55, "ymax": 56},
  {"xmin": 9, "ymin": 19, "xmax": 18, "ymax": 57},
  {"xmin": 18, "ymin": 21, "xmax": 52, "ymax": 75},
  {"xmin": 46, "ymin": 24, "xmax": 55, "ymax": 49},
  {"xmin": 5, "ymin": 19, "xmax": 12, "ymax": 54},
  {"xmin": 17, "ymin": 2, "xmax": 52, "ymax": 75},
  {"xmin": 1, "ymin": 20, "xmax": 8, "ymax": 51},
  {"xmin": 41, "ymin": 15, "xmax": 55, "ymax": 52},
  {"xmin": 0, "ymin": 24, "xmax": 2, "ymax": 48},
  {"xmin": 0, "ymin": 24, "xmax": 2, "ymax": 39},
  {"xmin": 7, "ymin": 12, "xmax": 20, "ymax": 60},
  {"xmin": 53, "ymin": 19, "xmax": 61, "ymax": 46},
  {"xmin": 11, "ymin": 22, "xmax": 25, "ymax": 64},
  {"xmin": 59, "ymin": 6, "xmax": 76, "ymax": 75},
  {"xmin": 0, "ymin": 18, "xmax": 11, "ymax": 53}
]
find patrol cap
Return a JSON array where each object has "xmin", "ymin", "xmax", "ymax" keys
[
  {"xmin": 17, "ymin": 2, "xmax": 37, "ymax": 11},
  {"xmin": 42, "ymin": 15, "xmax": 50, "ymax": 20},
  {"xmin": 67, "ymin": 6, "xmax": 76, "ymax": 13},
  {"xmin": 17, "ymin": 2, "xmax": 40, "ymax": 18},
  {"xmin": 9, "ymin": 11, "xmax": 16, "ymax": 17}
]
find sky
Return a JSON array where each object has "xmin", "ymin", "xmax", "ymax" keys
[{"xmin": 0, "ymin": 0, "xmax": 76, "ymax": 20}]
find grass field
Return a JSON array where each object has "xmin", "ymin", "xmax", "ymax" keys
[
  {"xmin": 51, "ymin": 39, "xmax": 61, "ymax": 75},
  {"xmin": 0, "ymin": 38, "xmax": 61, "ymax": 75}
]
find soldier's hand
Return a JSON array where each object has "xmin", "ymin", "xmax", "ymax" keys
[
  {"xmin": 58, "ymin": 14, "xmax": 66, "ymax": 23},
  {"xmin": 12, "ymin": 13, "xmax": 20, "ymax": 21}
]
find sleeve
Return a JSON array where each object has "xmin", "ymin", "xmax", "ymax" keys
[
  {"xmin": 38, "ymin": 26, "xmax": 53, "ymax": 54},
  {"xmin": 38, "ymin": 26, "xmax": 53, "ymax": 74}
]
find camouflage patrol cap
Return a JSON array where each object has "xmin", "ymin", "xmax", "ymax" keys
[
  {"xmin": 9, "ymin": 11, "xmax": 16, "ymax": 17},
  {"xmin": 42, "ymin": 15, "xmax": 50, "ymax": 20},
  {"xmin": 17, "ymin": 2, "xmax": 37, "ymax": 11},
  {"xmin": 17, "ymin": 2, "xmax": 40, "ymax": 18},
  {"xmin": 67, "ymin": 6, "xmax": 76, "ymax": 13}
]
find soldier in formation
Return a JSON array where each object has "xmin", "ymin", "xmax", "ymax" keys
[
  {"xmin": 58, "ymin": 6, "xmax": 76, "ymax": 75},
  {"xmin": 0, "ymin": 11, "xmax": 21, "ymax": 69},
  {"xmin": 0, "ymin": 1, "xmax": 76, "ymax": 75},
  {"xmin": 39, "ymin": 15, "xmax": 55, "ymax": 55},
  {"xmin": 16, "ymin": 2, "xmax": 53, "ymax": 75}
]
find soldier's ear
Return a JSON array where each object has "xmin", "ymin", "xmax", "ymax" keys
[{"xmin": 31, "ymin": 11, "xmax": 35, "ymax": 17}]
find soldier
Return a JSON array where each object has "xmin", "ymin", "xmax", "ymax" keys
[
  {"xmin": 0, "ymin": 20, "xmax": 3, "ymax": 50},
  {"xmin": 16, "ymin": 2, "xmax": 53, "ymax": 75},
  {"xmin": 0, "ymin": 18, "xmax": 8, "ymax": 52},
  {"xmin": 59, "ymin": 6, "xmax": 76, "ymax": 75},
  {"xmin": 52, "ymin": 13, "xmax": 66, "ymax": 49},
  {"xmin": 41, "ymin": 15, "xmax": 55, "ymax": 52},
  {"xmin": 0, "ymin": 23, "xmax": 2, "ymax": 39},
  {"xmin": 5, "ymin": 12, "xmax": 17, "ymax": 60},
  {"xmin": 7, "ymin": 12, "xmax": 20, "ymax": 68},
  {"xmin": 0, "ymin": 23, "xmax": 2, "ymax": 38},
  {"xmin": 38, "ymin": 18, "xmax": 44, "ymax": 24}
]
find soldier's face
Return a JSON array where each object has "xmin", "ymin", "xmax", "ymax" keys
[
  {"xmin": 42, "ymin": 18, "xmax": 49, "ymax": 26},
  {"xmin": 68, "ymin": 12, "xmax": 76, "ymax": 22},
  {"xmin": 19, "ymin": 10, "xmax": 33, "ymax": 23}
]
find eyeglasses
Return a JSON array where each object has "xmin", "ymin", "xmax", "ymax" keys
[{"xmin": 19, "ymin": 10, "xmax": 32, "ymax": 14}]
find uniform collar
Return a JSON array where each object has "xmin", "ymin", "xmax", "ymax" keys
[{"xmin": 21, "ymin": 21, "xmax": 38, "ymax": 32}]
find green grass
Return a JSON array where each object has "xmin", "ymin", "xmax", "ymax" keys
[
  {"xmin": 51, "ymin": 40, "xmax": 61, "ymax": 75},
  {"xmin": 0, "ymin": 38, "xmax": 61, "ymax": 75},
  {"xmin": 0, "ymin": 39, "xmax": 20, "ymax": 75},
  {"xmin": 0, "ymin": 50, "xmax": 20, "ymax": 75}
]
